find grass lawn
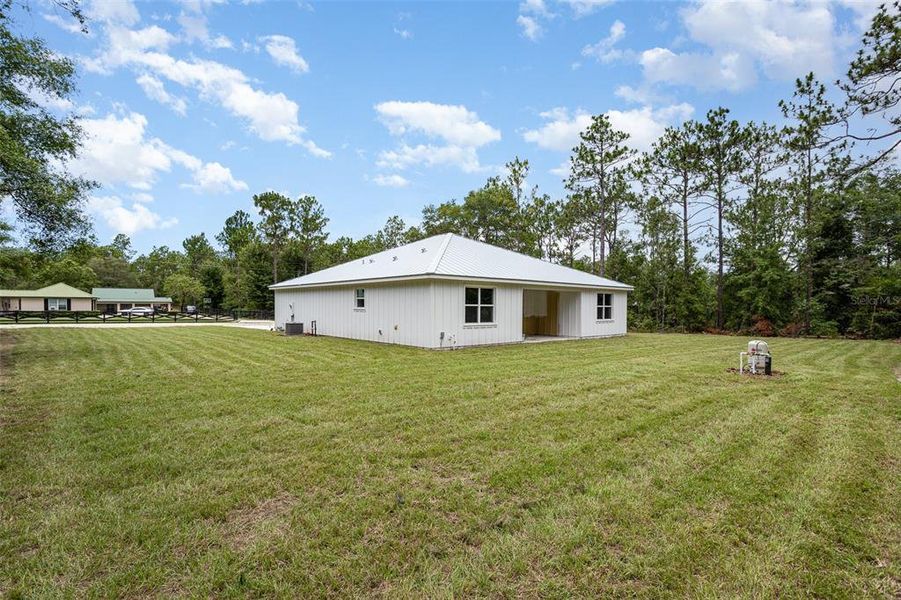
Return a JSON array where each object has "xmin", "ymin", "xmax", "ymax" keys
[{"xmin": 1, "ymin": 328, "xmax": 898, "ymax": 597}]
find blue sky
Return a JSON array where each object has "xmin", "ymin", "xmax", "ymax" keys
[{"xmin": 17, "ymin": 0, "xmax": 877, "ymax": 252}]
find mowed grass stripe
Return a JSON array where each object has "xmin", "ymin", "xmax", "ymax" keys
[{"xmin": 0, "ymin": 329, "xmax": 898, "ymax": 597}]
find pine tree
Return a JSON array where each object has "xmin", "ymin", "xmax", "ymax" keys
[
  {"xmin": 780, "ymin": 73, "xmax": 845, "ymax": 331},
  {"xmin": 567, "ymin": 114, "xmax": 635, "ymax": 277},
  {"xmin": 697, "ymin": 108, "xmax": 745, "ymax": 329}
]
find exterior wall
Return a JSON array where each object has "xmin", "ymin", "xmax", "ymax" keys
[
  {"xmin": 274, "ymin": 280, "xmax": 523, "ymax": 348},
  {"xmin": 20, "ymin": 298, "xmax": 43, "ymax": 311},
  {"xmin": 274, "ymin": 281, "xmax": 434, "ymax": 347},
  {"xmin": 430, "ymin": 281, "xmax": 522, "ymax": 348},
  {"xmin": 274, "ymin": 280, "xmax": 627, "ymax": 348},
  {"xmin": 5, "ymin": 297, "xmax": 93, "ymax": 311},
  {"xmin": 557, "ymin": 291, "xmax": 582, "ymax": 337},
  {"xmin": 70, "ymin": 298, "xmax": 93, "ymax": 311},
  {"xmin": 577, "ymin": 290, "xmax": 628, "ymax": 338},
  {"xmin": 0, "ymin": 297, "xmax": 21, "ymax": 310}
]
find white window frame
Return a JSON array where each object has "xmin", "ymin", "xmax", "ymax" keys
[
  {"xmin": 354, "ymin": 288, "xmax": 365, "ymax": 310},
  {"xmin": 596, "ymin": 293, "xmax": 613, "ymax": 321},
  {"xmin": 464, "ymin": 287, "xmax": 495, "ymax": 324},
  {"xmin": 48, "ymin": 298, "xmax": 69, "ymax": 311}
]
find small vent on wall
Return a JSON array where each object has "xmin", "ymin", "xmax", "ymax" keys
[{"xmin": 392, "ymin": 256, "xmax": 398, "ymax": 261}]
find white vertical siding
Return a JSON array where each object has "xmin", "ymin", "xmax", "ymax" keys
[
  {"xmin": 274, "ymin": 281, "xmax": 434, "ymax": 347},
  {"xmin": 557, "ymin": 291, "xmax": 582, "ymax": 337},
  {"xmin": 274, "ymin": 281, "xmax": 628, "ymax": 348},
  {"xmin": 430, "ymin": 281, "xmax": 522, "ymax": 348},
  {"xmin": 577, "ymin": 290, "xmax": 628, "ymax": 337}
]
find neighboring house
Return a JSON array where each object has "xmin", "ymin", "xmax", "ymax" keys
[
  {"xmin": 0, "ymin": 283, "xmax": 95, "ymax": 311},
  {"xmin": 271, "ymin": 233, "xmax": 633, "ymax": 349},
  {"xmin": 92, "ymin": 288, "xmax": 173, "ymax": 313}
]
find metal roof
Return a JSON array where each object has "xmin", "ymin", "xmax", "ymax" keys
[
  {"xmin": 0, "ymin": 283, "xmax": 94, "ymax": 298},
  {"xmin": 271, "ymin": 233, "xmax": 633, "ymax": 291},
  {"xmin": 92, "ymin": 288, "xmax": 172, "ymax": 303}
]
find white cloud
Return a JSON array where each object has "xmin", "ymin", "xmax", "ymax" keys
[
  {"xmin": 522, "ymin": 107, "xmax": 593, "ymax": 152},
  {"xmin": 136, "ymin": 74, "xmax": 187, "ymax": 115},
  {"xmin": 393, "ymin": 27, "xmax": 413, "ymax": 39},
  {"xmin": 86, "ymin": 195, "xmax": 177, "ymax": 235},
  {"xmin": 68, "ymin": 112, "xmax": 246, "ymax": 193},
  {"xmin": 523, "ymin": 102, "xmax": 695, "ymax": 158},
  {"xmin": 635, "ymin": 0, "xmax": 850, "ymax": 92},
  {"xmin": 375, "ymin": 101, "xmax": 500, "ymax": 147},
  {"xmin": 520, "ymin": 0, "xmax": 552, "ymax": 17},
  {"xmin": 376, "ymin": 144, "xmax": 483, "ymax": 173},
  {"xmin": 69, "ymin": 112, "xmax": 172, "ymax": 189},
  {"xmin": 131, "ymin": 192, "xmax": 155, "ymax": 203},
  {"xmin": 178, "ymin": 12, "xmax": 232, "ymax": 49},
  {"xmin": 43, "ymin": 13, "xmax": 87, "ymax": 35},
  {"xmin": 517, "ymin": 15, "xmax": 543, "ymax": 41},
  {"xmin": 83, "ymin": 24, "xmax": 177, "ymax": 72},
  {"xmin": 640, "ymin": 47, "xmax": 757, "ymax": 92},
  {"xmin": 560, "ymin": 0, "xmax": 614, "ymax": 18},
  {"xmin": 183, "ymin": 162, "xmax": 249, "ymax": 194},
  {"xmin": 582, "ymin": 19, "xmax": 626, "ymax": 63},
  {"xmin": 175, "ymin": 0, "xmax": 232, "ymax": 48},
  {"xmin": 372, "ymin": 174, "xmax": 410, "ymax": 188},
  {"xmin": 374, "ymin": 101, "xmax": 500, "ymax": 173},
  {"xmin": 607, "ymin": 104, "xmax": 694, "ymax": 152},
  {"xmin": 260, "ymin": 35, "xmax": 309, "ymax": 74},
  {"xmin": 614, "ymin": 84, "xmax": 660, "ymax": 105},
  {"xmin": 23, "ymin": 84, "xmax": 75, "ymax": 112},
  {"xmin": 86, "ymin": 0, "xmax": 140, "ymax": 26},
  {"xmin": 84, "ymin": 18, "xmax": 327, "ymax": 154},
  {"xmin": 682, "ymin": 0, "xmax": 837, "ymax": 81},
  {"xmin": 516, "ymin": 0, "xmax": 555, "ymax": 42}
]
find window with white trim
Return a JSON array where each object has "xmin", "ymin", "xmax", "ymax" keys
[
  {"xmin": 354, "ymin": 288, "xmax": 365, "ymax": 309},
  {"xmin": 596, "ymin": 293, "xmax": 613, "ymax": 320},
  {"xmin": 465, "ymin": 287, "xmax": 494, "ymax": 324},
  {"xmin": 48, "ymin": 298, "xmax": 68, "ymax": 311}
]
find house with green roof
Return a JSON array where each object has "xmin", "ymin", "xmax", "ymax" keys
[
  {"xmin": 0, "ymin": 283, "xmax": 95, "ymax": 312},
  {"xmin": 92, "ymin": 288, "xmax": 173, "ymax": 314}
]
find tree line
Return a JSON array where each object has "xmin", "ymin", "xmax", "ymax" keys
[{"xmin": 1, "ymin": 1, "xmax": 898, "ymax": 337}]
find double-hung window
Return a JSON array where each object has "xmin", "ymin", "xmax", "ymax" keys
[
  {"xmin": 48, "ymin": 298, "xmax": 68, "ymax": 311},
  {"xmin": 596, "ymin": 293, "xmax": 613, "ymax": 320},
  {"xmin": 354, "ymin": 288, "xmax": 365, "ymax": 309},
  {"xmin": 464, "ymin": 287, "xmax": 494, "ymax": 324}
]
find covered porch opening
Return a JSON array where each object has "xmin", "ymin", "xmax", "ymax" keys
[{"xmin": 523, "ymin": 289, "xmax": 569, "ymax": 340}]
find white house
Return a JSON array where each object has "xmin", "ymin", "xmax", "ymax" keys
[{"xmin": 271, "ymin": 233, "xmax": 633, "ymax": 349}]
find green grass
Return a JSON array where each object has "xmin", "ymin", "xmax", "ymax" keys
[{"xmin": 1, "ymin": 328, "xmax": 898, "ymax": 598}]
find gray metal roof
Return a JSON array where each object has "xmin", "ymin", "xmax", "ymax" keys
[
  {"xmin": 271, "ymin": 233, "xmax": 633, "ymax": 290},
  {"xmin": 92, "ymin": 288, "xmax": 173, "ymax": 303}
]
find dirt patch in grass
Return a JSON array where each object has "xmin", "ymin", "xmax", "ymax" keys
[
  {"xmin": 893, "ymin": 365, "xmax": 901, "ymax": 382},
  {"xmin": 223, "ymin": 493, "xmax": 296, "ymax": 551},
  {"xmin": 725, "ymin": 367, "xmax": 785, "ymax": 377}
]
